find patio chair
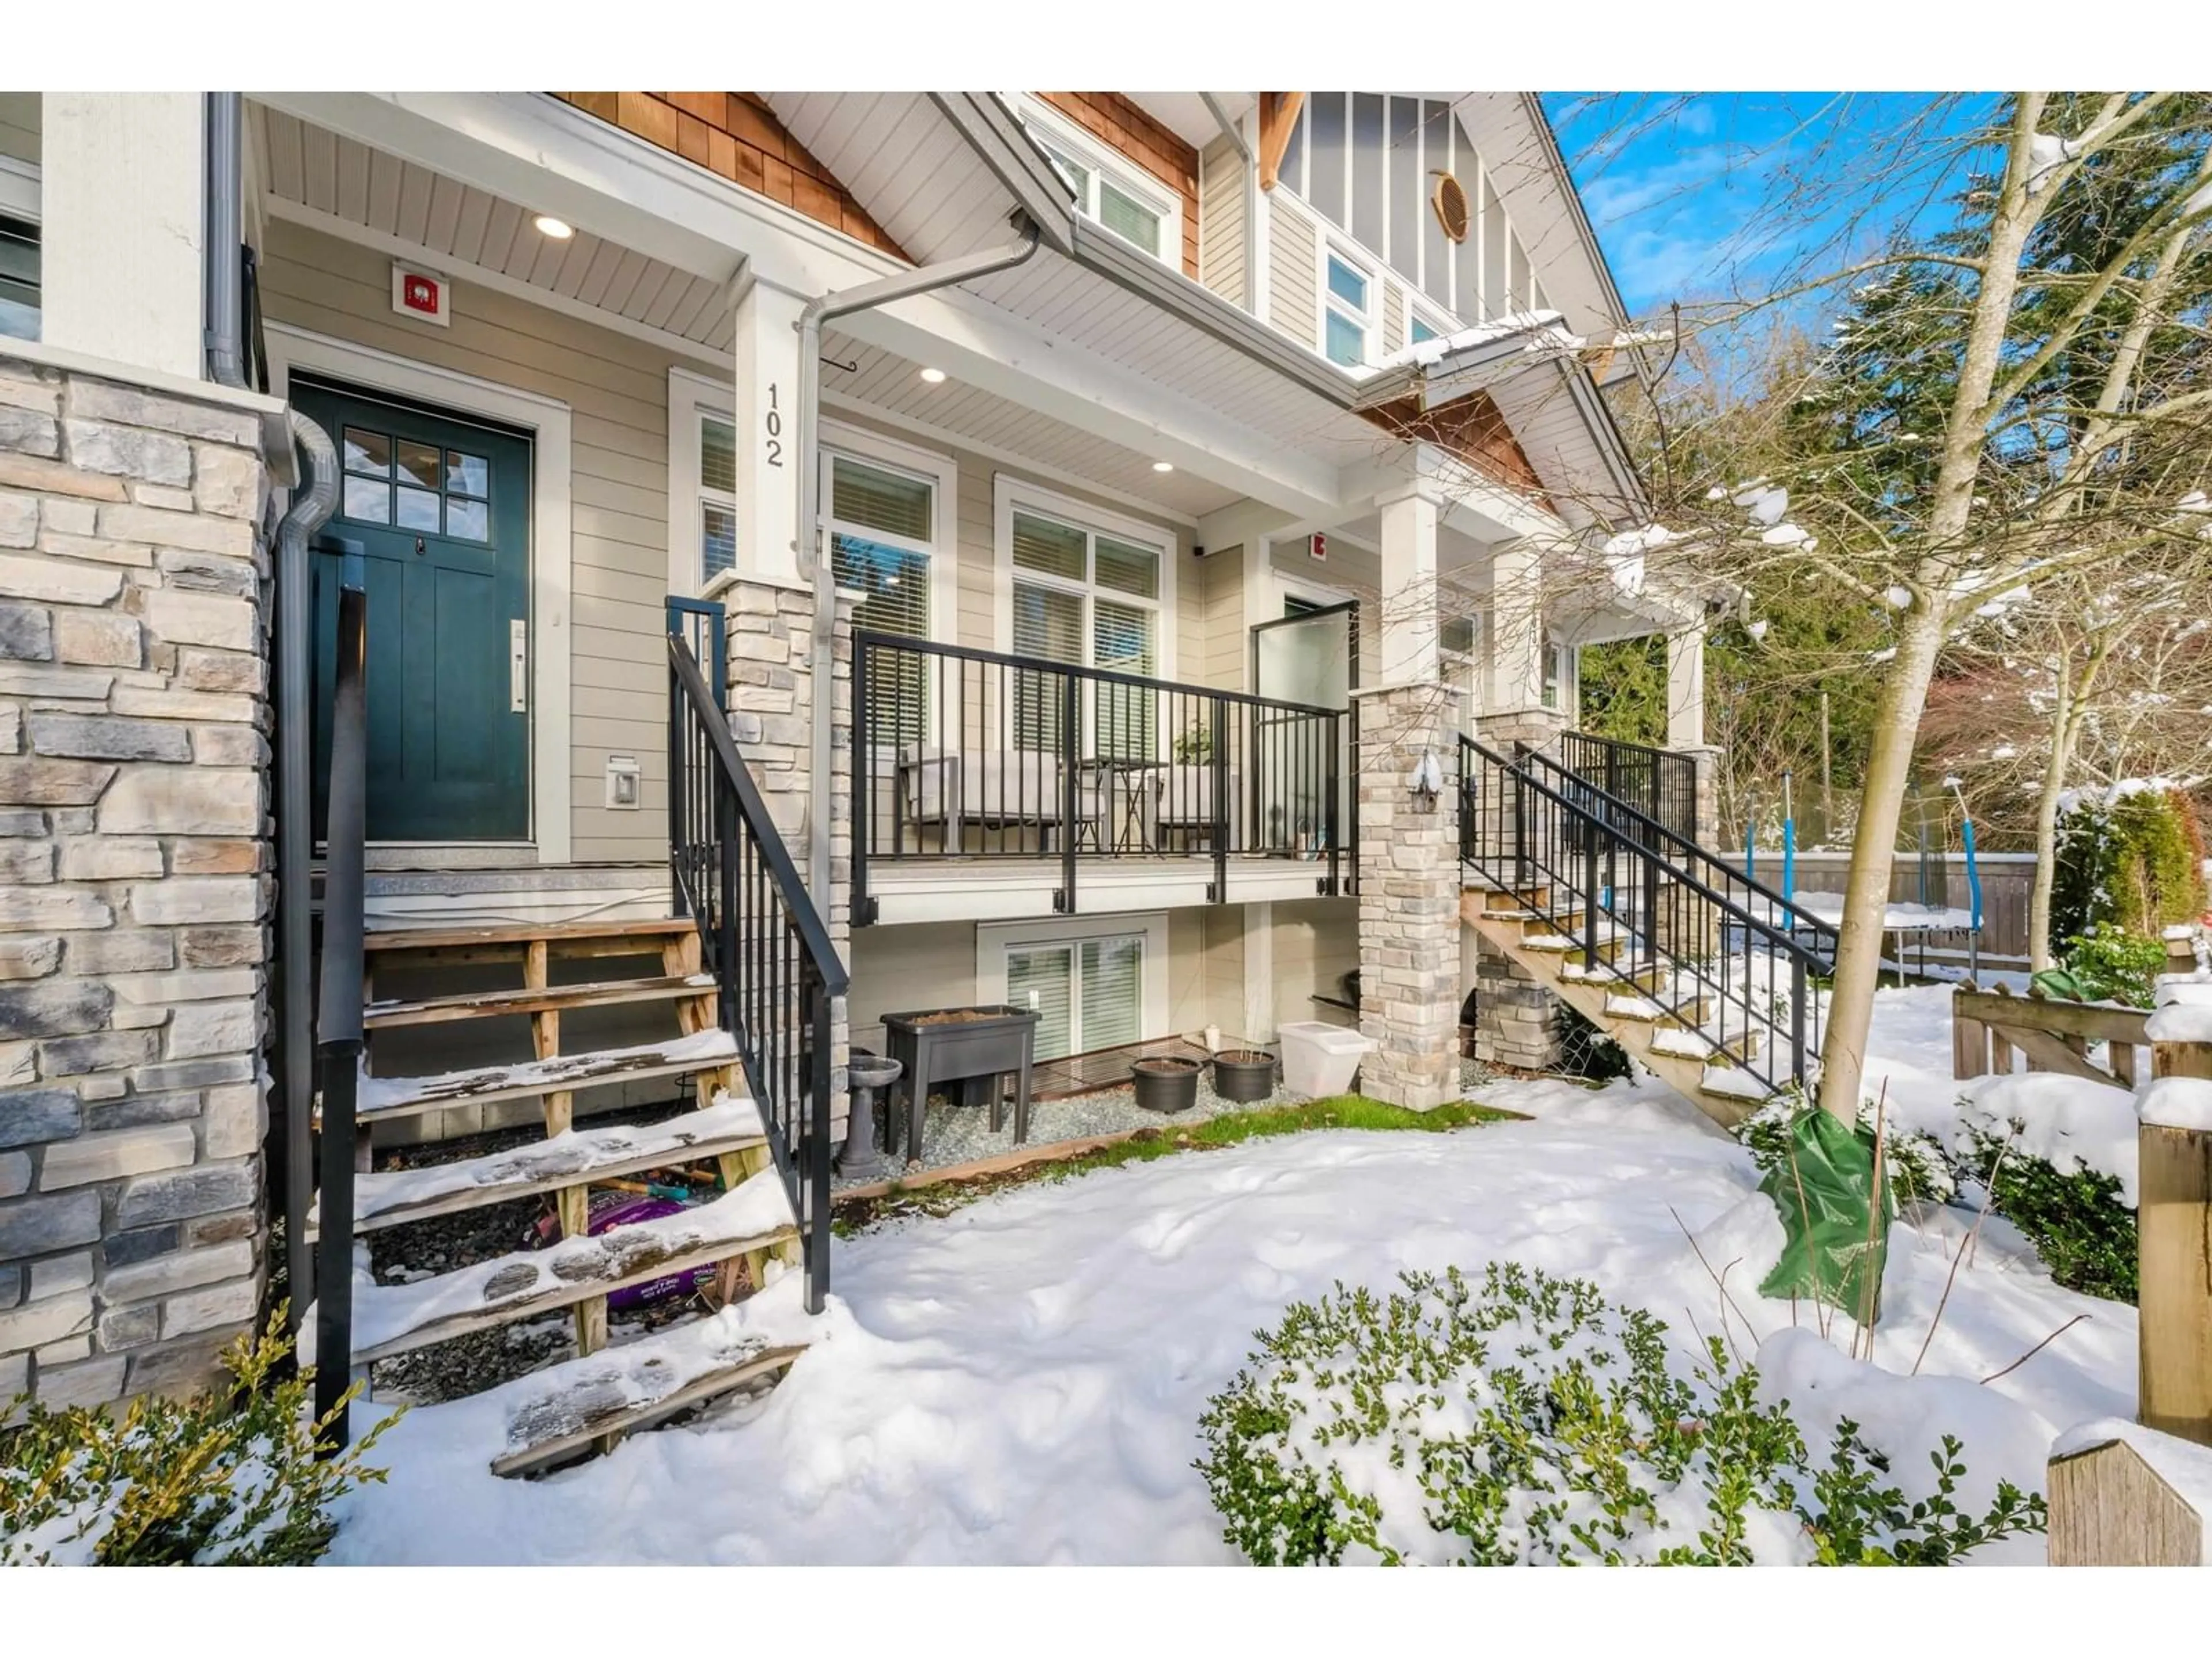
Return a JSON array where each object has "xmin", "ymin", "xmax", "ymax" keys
[
  {"xmin": 896, "ymin": 745, "xmax": 1069, "ymax": 850},
  {"xmin": 1152, "ymin": 763, "xmax": 1240, "ymax": 851}
]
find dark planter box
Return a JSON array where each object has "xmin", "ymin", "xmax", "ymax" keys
[
  {"xmin": 1210, "ymin": 1049, "xmax": 1275, "ymax": 1104},
  {"xmin": 1131, "ymin": 1055, "xmax": 1202, "ymax": 1114},
  {"xmin": 880, "ymin": 1004, "xmax": 1041, "ymax": 1157}
]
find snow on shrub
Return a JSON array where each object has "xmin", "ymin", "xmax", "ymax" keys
[
  {"xmin": 1736, "ymin": 1088, "xmax": 1955, "ymax": 1205},
  {"xmin": 1193, "ymin": 1262, "xmax": 2044, "ymax": 1565},
  {"xmin": 1953, "ymin": 1073, "xmax": 2138, "ymax": 1304},
  {"xmin": 1, "ymin": 1311, "xmax": 399, "ymax": 1566}
]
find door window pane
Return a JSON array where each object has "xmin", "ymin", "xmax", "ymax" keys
[
  {"xmin": 446, "ymin": 496, "xmax": 490, "ymax": 542},
  {"xmin": 702, "ymin": 502, "xmax": 737, "ymax": 581},
  {"xmin": 341, "ymin": 474, "xmax": 390, "ymax": 524},
  {"xmin": 1011, "ymin": 512, "xmax": 1085, "ymax": 581},
  {"xmin": 1013, "ymin": 582, "xmax": 1084, "ymax": 751},
  {"xmin": 1080, "ymin": 936, "xmax": 1144, "ymax": 1051},
  {"xmin": 395, "ymin": 440, "xmax": 440, "ymax": 490},
  {"xmin": 1006, "ymin": 945, "xmax": 1074, "ymax": 1060},
  {"xmin": 446, "ymin": 450, "xmax": 488, "ymax": 496},
  {"xmin": 395, "ymin": 485, "xmax": 440, "ymax": 532},
  {"xmin": 1093, "ymin": 600, "xmax": 1156, "ymax": 761},
  {"xmin": 342, "ymin": 427, "xmax": 390, "ymax": 475}
]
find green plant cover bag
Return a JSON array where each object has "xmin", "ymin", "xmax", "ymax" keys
[{"xmin": 1757, "ymin": 1105, "xmax": 1897, "ymax": 1322}]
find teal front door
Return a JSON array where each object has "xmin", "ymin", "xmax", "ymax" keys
[{"xmin": 294, "ymin": 380, "xmax": 532, "ymax": 843}]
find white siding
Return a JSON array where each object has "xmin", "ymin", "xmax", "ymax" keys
[
  {"xmin": 1266, "ymin": 195, "xmax": 1319, "ymax": 351},
  {"xmin": 259, "ymin": 217, "xmax": 685, "ymax": 862},
  {"xmin": 1197, "ymin": 134, "xmax": 1247, "ymax": 309}
]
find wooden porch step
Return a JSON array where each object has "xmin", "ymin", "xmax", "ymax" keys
[
  {"xmin": 1520, "ymin": 920, "xmax": 1627, "ymax": 954},
  {"xmin": 353, "ymin": 1029, "xmax": 740, "ymax": 1126},
  {"xmin": 318, "ymin": 1099, "xmax": 767, "ymax": 1237},
  {"xmin": 363, "ymin": 972, "xmax": 717, "ymax": 1031},
  {"xmin": 364, "ymin": 915, "xmax": 698, "ymax": 954},
  {"xmin": 1649, "ymin": 1024, "xmax": 1764, "ymax": 1065},
  {"xmin": 490, "ymin": 1289, "xmax": 810, "ymax": 1478},
  {"xmin": 347, "ymin": 1164, "xmax": 797, "ymax": 1365},
  {"xmin": 1603, "ymin": 991, "xmax": 1713, "ymax": 1028}
]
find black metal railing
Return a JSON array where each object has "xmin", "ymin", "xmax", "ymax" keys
[
  {"xmin": 312, "ymin": 577, "xmax": 368, "ymax": 1446},
  {"xmin": 1555, "ymin": 730, "xmax": 1699, "ymax": 843},
  {"xmin": 851, "ymin": 631, "xmax": 1347, "ymax": 921},
  {"xmin": 1461, "ymin": 733, "xmax": 1836, "ymax": 1097},
  {"xmin": 667, "ymin": 601, "xmax": 847, "ymax": 1314}
]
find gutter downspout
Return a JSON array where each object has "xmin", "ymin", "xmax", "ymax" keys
[
  {"xmin": 794, "ymin": 213, "xmax": 1042, "ymax": 911},
  {"xmin": 203, "ymin": 93, "xmax": 248, "ymax": 388},
  {"xmin": 1198, "ymin": 94, "xmax": 1258, "ymax": 316},
  {"xmin": 275, "ymin": 411, "xmax": 338, "ymax": 1331}
]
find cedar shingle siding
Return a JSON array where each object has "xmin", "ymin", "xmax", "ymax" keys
[
  {"xmin": 554, "ymin": 93, "xmax": 908, "ymax": 261},
  {"xmin": 1037, "ymin": 93, "xmax": 1202, "ymax": 278}
]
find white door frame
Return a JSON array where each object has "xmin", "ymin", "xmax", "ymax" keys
[{"xmin": 264, "ymin": 320, "xmax": 574, "ymax": 862}]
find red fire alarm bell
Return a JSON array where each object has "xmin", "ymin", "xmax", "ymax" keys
[
  {"xmin": 391, "ymin": 262, "xmax": 452, "ymax": 327},
  {"xmin": 1310, "ymin": 533, "xmax": 1327, "ymax": 561}
]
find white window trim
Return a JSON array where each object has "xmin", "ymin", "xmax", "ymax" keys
[
  {"xmin": 1007, "ymin": 93, "xmax": 1181, "ymax": 266},
  {"xmin": 975, "ymin": 911, "xmax": 1172, "ymax": 1046},
  {"xmin": 0, "ymin": 156, "xmax": 39, "ymax": 224},
  {"xmin": 1320, "ymin": 242, "xmax": 1376, "ymax": 369},
  {"xmin": 668, "ymin": 374, "xmax": 959, "ymax": 641},
  {"xmin": 263, "ymin": 320, "xmax": 574, "ymax": 862},
  {"xmin": 993, "ymin": 474, "xmax": 1177, "ymax": 684}
]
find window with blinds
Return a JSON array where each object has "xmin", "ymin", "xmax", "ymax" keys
[
  {"xmin": 1007, "ymin": 503, "xmax": 1163, "ymax": 760},
  {"xmin": 699, "ymin": 413, "xmax": 736, "ymax": 584},
  {"xmin": 828, "ymin": 453, "xmax": 935, "ymax": 747},
  {"xmin": 1002, "ymin": 932, "xmax": 1145, "ymax": 1060}
]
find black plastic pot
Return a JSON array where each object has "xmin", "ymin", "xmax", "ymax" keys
[
  {"xmin": 1130, "ymin": 1055, "xmax": 1202, "ymax": 1114},
  {"xmin": 1210, "ymin": 1049, "xmax": 1276, "ymax": 1104}
]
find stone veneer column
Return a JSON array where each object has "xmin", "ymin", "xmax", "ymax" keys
[
  {"xmin": 719, "ymin": 579, "xmax": 853, "ymax": 1139},
  {"xmin": 1471, "ymin": 703, "xmax": 1570, "ymax": 1072},
  {"xmin": 1, "ymin": 345, "xmax": 282, "ymax": 1413},
  {"xmin": 1354, "ymin": 681, "xmax": 1463, "ymax": 1110}
]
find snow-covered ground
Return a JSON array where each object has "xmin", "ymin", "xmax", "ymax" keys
[{"xmin": 327, "ymin": 987, "xmax": 2138, "ymax": 1566}]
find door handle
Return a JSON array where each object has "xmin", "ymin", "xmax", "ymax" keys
[{"xmin": 510, "ymin": 619, "xmax": 528, "ymax": 713}]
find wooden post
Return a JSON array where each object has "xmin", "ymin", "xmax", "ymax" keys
[
  {"xmin": 2048, "ymin": 1435, "xmax": 2206, "ymax": 1565},
  {"xmin": 1952, "ymin": 982, "xmax": 1987, "ymax": 1080},
  {"xmin": 2140, "ymin": 1035, "xmax": 2212, "ymax": 1447}
]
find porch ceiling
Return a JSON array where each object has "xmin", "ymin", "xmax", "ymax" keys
[
  {"xmin": 821, "ymin": 328, "xmax": 1241, "ymax": 518},
  {"xmin": 252, "ymin": 104, "xmax": 735, "ymax": 352}
]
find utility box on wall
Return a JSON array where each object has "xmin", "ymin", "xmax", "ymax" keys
[{"xmin": 605, "ymin": 755, "xmax": 641, "ymax": 810}]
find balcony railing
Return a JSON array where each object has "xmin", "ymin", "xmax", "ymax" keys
[
  {"xmin": 1554, "ymin": 730, "xmax": 1699, "ymax": 843},
  {"xmin": 852, "ymin": 632, "xmax": 1349, "ymax": 921}
]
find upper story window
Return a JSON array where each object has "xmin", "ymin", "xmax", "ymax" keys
[
  {"xmin": 1015, "ymin": 97, "xmax": 1180, "ymax": 266},
  {"xmin": 698, "ymin": 411, "xmax": 737, "ymax": 584},
  {"xmin": 0, "ymin": 215, "xmax": 37, "ymax": 342},
  {"xmin": 1324, "ymin": 249, "xmax": 1373, "ymax": 367}
]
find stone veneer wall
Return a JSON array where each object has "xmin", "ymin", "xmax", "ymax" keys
[
  {"xmin": 1, "ymin": 349, "xmax": 276, "ymax": 1412},
  {"xmin": 1471, "ymin": 705, "xmax": 1569, "ymax": 1072},
  {"xmin": 1354, "ymin": 683, "xmax": 1463, "ymax": 1111},
  {"xmin": 719, "ymin": 579, "xmax": 853, "ymax": 1139}
]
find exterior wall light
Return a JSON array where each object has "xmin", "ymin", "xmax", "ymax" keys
[{"xmin": 1408, "ymin": 747, "xmax": 1444, "ymax": 813}]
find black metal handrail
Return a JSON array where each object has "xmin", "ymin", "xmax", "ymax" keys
[
  {"xmin": 852, "ymin": 630, "xmax": 1346, "ymax": 921},
  {"xmin": 1461, "ymin": 733, "xmax": 1831, "ymax": 1096},
  {"xmin": 312, "ymin": 578, "xmax": 368, "ymax": 1446},
  {"xmin": 1555, "ymin": 730, "xmax": 1699, "ymax": 843},
  {"xmin": 667, "ymin": 602, "xmax": 847, "ymax": 1315}
]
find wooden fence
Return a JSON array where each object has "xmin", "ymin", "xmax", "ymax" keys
[
  {"xmin": 1726, "ymin": 850, "xmax": 2035, "ymax": 969},
  {"xmin": 1951, "ymin": 982, "xmax": 2150, "ymax": 1087}
]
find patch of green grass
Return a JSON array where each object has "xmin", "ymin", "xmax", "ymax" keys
[{"xmin": 834, "ymin": 1094, "xmax": 1518, "ymax": 1235}]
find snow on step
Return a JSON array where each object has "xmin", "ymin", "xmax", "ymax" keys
[
  {"xmin": 1604, "ymin": 994, "xmax": 1666, "ymax": 1021},
  {"xmin": 491, "ymin": 1276, "xmax": 815, "ymax": 1478},
  {"xmin": 363, "ymin": 972, "xmax": 717, "ymax": 1029},
  {"xmin": 1522, "ymin": 921, "xmax": 1623, "ymax": 953},
  {"xmin": 1699, "ymin": 1065, "xmax": 1770, "ymax": 1102},
  {"xmin": 338, "ymin": 1096, "xmax": 767, "ymax": 1234},
  {"xmin": 356, "ymin": 1028, "xmax": 738, "ymax": 1120},
  {"xmin": 349, "ymin": 1165, "xmax": 796, "ymax": 1363}
]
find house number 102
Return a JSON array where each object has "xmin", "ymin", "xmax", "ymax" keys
[{"xmin": 764, "ymin": 383, "xmax": 783, "ymax": 467}]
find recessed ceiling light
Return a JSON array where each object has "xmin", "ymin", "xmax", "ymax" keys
[
  {"xmin": 533, "ymin": 214, "xmax": 574, "ymax": 240},
  {"xmin": 1152, "ymin": 461, "xmax": 1175, "ymax": 473},
  {"xmin": 918, "ymin": 367, "xmax": 948, "ymax": 384}
]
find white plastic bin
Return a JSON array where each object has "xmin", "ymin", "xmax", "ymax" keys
[{"xmin": 1277, "ymin": 1021, "xmax": 1377, "ymax": 1098}]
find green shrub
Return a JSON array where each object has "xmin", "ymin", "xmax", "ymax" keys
[
  {"xmin": 1958, "ymin": 1130, "xmax": 2137, "ymax": 1303},
  {"xmin": 2053, "ymin": 786, "xmax": 2205, "ymax": 943},
  {"xmin": 2038, "ymin": 923, "xmax": 2169, "ymax": 1009},
  {"xmin": 1, "ymin": 1309, "xmax": 399, "ymax": 1566},
  {"xmin": 1194, "ymin": 1262, "xmax": 2043, "ymax": 1565}
]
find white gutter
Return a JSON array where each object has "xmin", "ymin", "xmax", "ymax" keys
[{"xmin": 794, "ymin": 215, "xmax": 1043, "ymax": 911}]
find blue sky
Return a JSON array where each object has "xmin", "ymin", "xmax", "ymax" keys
[{"xmin": 1543, "ymin": 93, "xmax": 2001, "ymax": 323}]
